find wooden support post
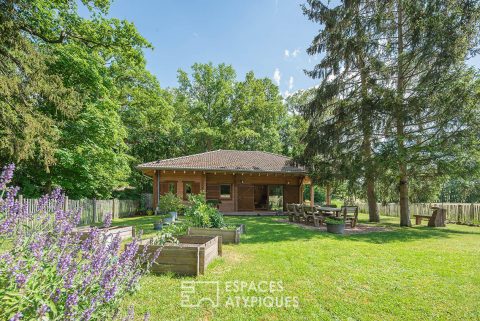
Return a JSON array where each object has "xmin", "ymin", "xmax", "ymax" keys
[
  {"xmin": 153, "ymin": 170, "xmax": 160, "ymax": 210},
  {"xmin": 326, "ymin": 183, "xmax": 332, "ymax": 205},
  {"xmin": 310, "ymin": 184, "xmax": 314, "ymax": 209}
]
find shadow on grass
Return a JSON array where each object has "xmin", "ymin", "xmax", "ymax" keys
[
  {"xmin": 111, "ymin": 215, "xmax": 480, "ymax": 245},
  {"xmin": 343, "ymin": 225, "xmax": 480, "ymax": 244},
  {"xmin": 225, "ymin": 216, "xmax": 480, "ymax": 245}
]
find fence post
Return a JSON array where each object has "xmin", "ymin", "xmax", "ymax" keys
[
  {"xmin": 64, "ymin": 196, "xmax": 69, "ymax": 212},
  {"xmin": 92, "ymin": 198, "xmax": 97, "ymax": 223},
  {"xmin": 470, "ymin": 203, "xmax": 474, "ymax": 223},
  {"xmin": 112, "ymin": 198, "xmax": 118, "ymax": 219}
]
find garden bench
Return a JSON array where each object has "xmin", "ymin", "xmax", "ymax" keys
[
  {"xmin": 414, "ymin": 215, "xmax": 432, "ymax": 225},
  {"xmin": 342, "ymin": 206, "xmax": 359, "ymax": 228},
  {"xmin": 303, "ymin": 206, "xmax": 317, "ymax": 225},
  {"xmin": 414, "ymin": 207, "xmax": 446, "ymax": 227},
  {"xmin": 293, "ymin": 204, "xmax": 306, "ymax": 223}
]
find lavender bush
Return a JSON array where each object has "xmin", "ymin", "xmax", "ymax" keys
[{"xmin": 0, "ymin": 164, "xmax": 159, "ymax": 320}]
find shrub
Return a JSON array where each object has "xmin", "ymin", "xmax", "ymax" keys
[
  {"xmin": 208, "ymin": 206, "xmax": 224, "ymax": 228},
  {"xmin": 184, "ymin": 194, "xmax": 225, "ymax": 228},
  {"xmin": 161, "ymin": 221, "xmax": 190, "ymax": 236},
  {"xmin": 0, "ymin": 164, "xmax": 158, "ymax": 320},
  {"xmin": 157, "ymin": 192, "xmax": 183, "ymax": 214}
]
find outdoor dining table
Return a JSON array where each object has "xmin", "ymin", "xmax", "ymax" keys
[{"xmin": 315, "ymin": 206, "xmax": 342, "ymax": 218}]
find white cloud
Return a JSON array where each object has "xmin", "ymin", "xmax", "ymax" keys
[
  {"xmin": 283, "ymin": 90, "xmax": 292, "ymax": 98},
  {"xmin": 284, "ymin": 48, "xmax": 301, "ymax": 59},
  {"xmin": 273, "ymin": 68, "xmax": 281, "ymax": 85},
  {"xmin": 288, "ymin": 76, "xmax": 294, "ymax": 90}
]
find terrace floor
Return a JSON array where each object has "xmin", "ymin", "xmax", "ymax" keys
[{"xmin": 113, "ymin": 214, "xmax": 480, "ymax": 320}]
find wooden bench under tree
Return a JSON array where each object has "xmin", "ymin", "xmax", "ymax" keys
[
  {"xmin": 414, "ymin": 207, "xmax": 446, "ymax": 227},
  {"xmin": 414, "ymin": 215, "xmax": 432, "ymax": 225}
]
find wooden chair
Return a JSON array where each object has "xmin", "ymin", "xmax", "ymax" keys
[
  {"xmin": 303, "ymin": 206, "xmax": 317, "ymax": 225},
  {"xmin": 342, "ymin": 206, "xmax": 359, "ymax": 228},
  {"xmin": 293, "ymin": 204, "xmax": 306, "ymax": 223},
  {"xmin": 286, "ymin": 203, "xmax": 295, "ymax": 222}
]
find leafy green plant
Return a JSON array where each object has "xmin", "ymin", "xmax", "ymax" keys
[
  {"xmin": 206, "ymin": 199, "xmax": 221, "ymax": 207},
  {"xmin": 325, "ymin": 217, "xmax": 345, "ymax": 225},
  {"xmin": 185, "ymin": 194, "xmax": 225, "ymax": 228},
  {"xmin": 157, "ymin": 192, "xmax": 183, "ymax": 213},
  {"xmin": 149, "ymin": 232, "xmax": 178, "ymax": 246},
  {"xmin": 162, "ymin": 222, "xmax": 190, "ymax": 236},
  {"xmin": 208, "ymin": 206, "xmax": 225, "ymax": 228}
]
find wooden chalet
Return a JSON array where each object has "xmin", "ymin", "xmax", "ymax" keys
[{"xmin": 137, "ymin": 150, "xmax": 314, "ymax": 213}]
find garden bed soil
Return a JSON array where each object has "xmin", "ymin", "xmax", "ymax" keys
[{"xmin": 136, "ymin": 235, "xmax": 222, "ymax": 276}]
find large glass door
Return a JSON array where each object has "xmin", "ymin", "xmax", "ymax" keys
[{"xmin": 268, "ymin": 185, "xmax": 283, "ymax": 211}]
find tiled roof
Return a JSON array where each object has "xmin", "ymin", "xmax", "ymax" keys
[{"xmin": 137, "ymin": 150, "xmax": 306, "ymax": 174}]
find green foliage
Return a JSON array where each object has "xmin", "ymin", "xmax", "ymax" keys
[
  {"xmin": 150, "ymin": 232, "xmax": 179, "ymax": 246},
  {"xmin": 157, "ymin": 192, "xmax": 183, "ymax": 214},
  {"xmin": 174, "ymin": 63, "xmax": 287, "ymax": 154},
  {"xmin": 0, "ymin": 0, "xmax": 151, "ymax": 198},
  {"xmin": 325, "ymin": 217, "xmax": 345, "ymax": 225},
  {"xmin": 208, "ymin": 207, "xmax": 225, "ymax": 229},
  {"xmin": 184, "ymin": 194, "xmax": 225, "ymax": 228},
  {"xmin": 161, "ymin": 222, "xmax": 190, "ymax": 236},
  {"xmin": 301, "ymin": 0, "xmax": 480, "ymax": 225},
  {"xmin": 303, "ymin": 185, "xmax": 326, "ymax": 204}
]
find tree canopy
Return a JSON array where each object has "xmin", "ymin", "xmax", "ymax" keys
[{"xmin": 301, "ymin": 0, "xmax": 480, "ymax": 225}]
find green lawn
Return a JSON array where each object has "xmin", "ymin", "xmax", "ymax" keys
[{"xmin": 114, "ymin": 215, "xmax": 480, "ymax": 321}]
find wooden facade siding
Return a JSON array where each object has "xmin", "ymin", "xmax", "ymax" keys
[{"xmin": 150, "ymin": 169, "xmax": 307, "ymax": 212}]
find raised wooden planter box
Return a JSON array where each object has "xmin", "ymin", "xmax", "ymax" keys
[
  {"xmin": 136, "ymin": 235, "xmax": 222, "ymax": 276},
  {"xmin": 73, "ymin": 226, "xmax": 134, "ymax": 242},
  {"xmin": 187, "ymin": 224, "xmax": 245, "ymax": 244}
]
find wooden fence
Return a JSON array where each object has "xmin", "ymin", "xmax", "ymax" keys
[
  {"xmin": 141, "ymin": 193, "xmax": 153, "ymax": 209},
  {"xmin": 357, "ymin": 202, "xmax": 480, "ymax": 223},
  {"xmin": 20, "ymin": 195, "xmax": 140, "ymax": 226}
]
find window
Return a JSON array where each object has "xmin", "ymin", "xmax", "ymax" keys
[
  {"xmin": 220, "ymin": 184, "xmax": 232, "ymax": 199},
  {"xmin": 168, "ymin": 182, "xmax": 176, "ymax": 194},
  {"xmin": 183, "ymin": 182, "xmax": 193, "ymax": 200}
]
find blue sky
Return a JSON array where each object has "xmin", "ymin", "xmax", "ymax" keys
[
  {"xmin": 89, "ymin": 0, "xmax": 320, "ymax": 95},
  {"xmin": 86, "ymin": 0, "xmax": 480, "ymax": 96}
]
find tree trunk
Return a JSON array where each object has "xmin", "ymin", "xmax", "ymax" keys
[
  {"xmin": 362, "ymin": 118, "xmax": 379, "ymax": 222},
  {"xmin": 366, "ymin": 171, "xmax": 379, "ymax": 222},
  {"xmin": 398, "ymin": 162, "xmax": 411, "ymax": 226},
  {"xmin": 396, "ymin": 0, "xmax": 411, "ymax": 227},
  {"xmin": 357, "ymin": 52, "xmax": 379, "ymax": 222}
]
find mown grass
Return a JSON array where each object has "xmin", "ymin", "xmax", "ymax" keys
[{"xmin": 115, "ymin": 214, "xmax": 480, "ymax": 321}]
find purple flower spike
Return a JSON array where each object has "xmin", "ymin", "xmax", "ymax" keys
[
  {"xmin": 103, "ymin": 212, "xmax": 112, "ymax": 228},
  {"xmin": 9, "ymin": 312, "xmax": 22, "ymax": 321},
  {"xmin": 0, "ymin": 164, "xmax": 156, "ymax": 320},
  {"xmin": 0, "ymin": 163, "xmax": 15, "ymax": 190}
]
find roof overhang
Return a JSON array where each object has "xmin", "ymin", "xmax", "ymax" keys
[{"xmin": 137, "ymin": 166, "xmax": 307, "ymax": 176}]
